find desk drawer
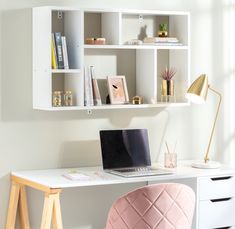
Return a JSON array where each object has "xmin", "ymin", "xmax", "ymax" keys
[
  {"xmin": 198, "ymin": 175, "xmax": 235, "ymax": 200},
  {"xmin": 198, "ymin": 197, "xmax": 235, "ymax": 229}
]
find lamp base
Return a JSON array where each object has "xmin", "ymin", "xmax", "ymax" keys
[{"xmin": 191, "ymin": 161, "xmax": 221, "ymax": 169}]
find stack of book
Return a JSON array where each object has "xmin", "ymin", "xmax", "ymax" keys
[
  {"xmin": 143, "ymin": 37, "xmax": 182, "ymax": 46},
  {"xmin": 84, "ymin": 66, "xmax": 102, "ymax": 106},
  {"xmin": 51, "ymin": 32, "xmax": 69, "ymax": 69}
]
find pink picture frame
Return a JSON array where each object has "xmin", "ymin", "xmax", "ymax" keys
[{"xmin": 107, "ymin": 76, "xmax": 129, "ymax": 104}]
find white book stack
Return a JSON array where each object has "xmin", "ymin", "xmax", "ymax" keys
[{"xmin": 143, "ymin": 37, "xmax": 182, "ymax": 46}]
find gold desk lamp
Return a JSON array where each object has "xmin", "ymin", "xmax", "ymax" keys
[{"xmin": 186, "ymin": 74, "xmax": 222, "ymax": 169}]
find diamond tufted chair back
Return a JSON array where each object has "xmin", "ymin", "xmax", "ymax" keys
[{"xmin": 105, "ymin": 183, "xmax": 195, "ymax": 229}]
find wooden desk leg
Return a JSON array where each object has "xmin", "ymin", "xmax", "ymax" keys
[
  {"xmin": 41, "ymin": 190, "xmax": 62, "ymax": 229},
  {"xmin": 52, "ymin": 192, "xmax": 63, "ymax": 229},
  {"xmin": 6, "ymin": 181, "xmax": 30, "ymax": 229},
  {"xmin": 6, "ymin": 181, "xmax": 20, "ymax": 229},
  {"xmin": 19, "ymin": 185, "xmax": 30, "ymax": 229}
]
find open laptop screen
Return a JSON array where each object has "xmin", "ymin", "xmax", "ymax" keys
[{"xmin": 100, "ymin": 129, "xmax": 151, "ymax": 169}]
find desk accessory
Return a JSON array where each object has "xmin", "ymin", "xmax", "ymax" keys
[
  {"xmin": 186, "ymin": 74, "xmax": 222, "ymax": 169},
  {"xmin": 164, "ymin": 141, "xmax": 177, "ymax": 168}
]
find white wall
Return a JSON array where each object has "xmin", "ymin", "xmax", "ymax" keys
[{"xmin": 0, "ymin": 0, "xmax": 235, "ymax": 228}]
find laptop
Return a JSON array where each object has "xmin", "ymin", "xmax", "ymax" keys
[{"xmin": 99, "ymin": 129, "xmax": 173, "ymax": 177}]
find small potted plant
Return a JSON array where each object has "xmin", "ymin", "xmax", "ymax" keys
[
  {"xmin": 158, "ymin": 23, "xmax": 168, "ymax": 37},
  {"xmin": 160, "ymin": 66, "xmax": 177, "ymax": 98}
]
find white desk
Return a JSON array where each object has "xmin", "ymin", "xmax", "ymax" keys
[{"xmin": 6, "ymin": 162, "xmax": 235, "ymax": 229}]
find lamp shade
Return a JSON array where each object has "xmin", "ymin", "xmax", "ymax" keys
[{"xmin": 186, "ymin": 74, "xmax": 209, "ymax": 104}]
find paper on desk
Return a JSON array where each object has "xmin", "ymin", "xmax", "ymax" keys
[{"xmin": 63, "ymin": 172, "xmax": 91, "ymax": 181}]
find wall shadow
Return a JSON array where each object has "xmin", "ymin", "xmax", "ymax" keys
[{"xmin": 59, "ymin": 140, "xmax": 102, "ymax": 168}]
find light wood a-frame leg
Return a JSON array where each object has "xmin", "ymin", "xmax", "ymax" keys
[
  {"xmin": 7, "ymin": 176, "xmax": 62, "ymax": 229},
  {"xmin": 6, "ymin": 181, "xmax": 30, "ymax": 229},
  {"xmin": 6, "ymin": 181, "xmax": 20, "ymax": 229},
  {"xmin": 52, "ymin": 192, "xmax": 63, "ymax": 229},
  {"xmin": 19, "ymin": 185, "xmax": 30, "ymax": 229},
  {"xmin": 41, "ymin": 190, "xmax": 62, "ymax": 229}
]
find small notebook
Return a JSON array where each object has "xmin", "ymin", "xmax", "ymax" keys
[{"xmin": 63, "ymin": 172, "xmax": 91, "ymax": 181}]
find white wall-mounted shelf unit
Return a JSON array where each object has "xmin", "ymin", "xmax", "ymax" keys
[{"xmin": 32, "ymin": 6, "xmax": 190, "ymax": 111}]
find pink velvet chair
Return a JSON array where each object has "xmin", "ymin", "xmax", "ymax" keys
[{"xmin": 105, "ymin": 183, "xmax": 195, "ymax": 229}]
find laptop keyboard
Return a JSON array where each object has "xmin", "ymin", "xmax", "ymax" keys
[
  {"xmin": 110, "ymin": 167, "xmax": 173, "ymax": 177},
  {"xmin": 115, "ymin": 167, "xmax": 151, "ymax": 173}
]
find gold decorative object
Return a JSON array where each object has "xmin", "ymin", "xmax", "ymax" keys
[
  {"xmin": 158, "ymin": 23, "xmax": 168, "ymax": 37},
  {"xmin": 132, "ymin": 96, "xmax": 143, "ymax": 105},
  {"xmin": 161, "ymin": 80, "xmax": 174, "ymax": 96},
  {"xmin": 160, "ymin": 67, "xmax": 177, "ymax": 102},
  {"xmin": 186, "ymin": 74, "xmax": 222, "ymax": 169},
  {"xmin": 158, "ymin": 31, "xmax": 168, "ymax": 37},
  {"xmin": 52, "ymin": 91, "xmax": 62, "ymax": 107},
  {"xmin": 64, "ymin": 91, "xmax": 73, "ymax": 106}
]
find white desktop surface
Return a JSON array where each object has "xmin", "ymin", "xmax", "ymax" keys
[
  {"xmin": 11, "ymin": 161, "xmax": 235, "ymax": 189},
  {"xmin": 8, "ymin": 161, "xmax": 235, "ymax": 229}
]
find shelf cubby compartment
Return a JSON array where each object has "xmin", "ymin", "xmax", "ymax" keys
[
  {"xmin": 156, "ymin": 49, "xmax": 189, "ymax": 103},
  {"xmin": 121, "ymin": 12, "xmax": 189, "ymax": 46},
  {"xmin": 84, "ymin": 11, "xmax": 121, "ymax": 45},
  {"xmin": 52, "ymin": 72, "xmax": 83, "ymax": 107},
  {"xmin": 33, "ymin": 71, "xmax": 83, "ymax": 110},
  {"xmin": 84, "ymin": 48, "xmax": 137, "ymax": 105},
  {"xmin": 52, "ymin": 9, "xmax": 83, "ymax": 70},
  {"xmin": 136, "ymin": 48, "xmax": 189, "ymax": 104}
]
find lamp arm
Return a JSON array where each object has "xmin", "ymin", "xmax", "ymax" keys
[{"xmin": 204, "ymin": 86, "xmax": 222, "ymax": 163}]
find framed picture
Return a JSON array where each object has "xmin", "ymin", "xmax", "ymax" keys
[{"xmin": 107, "ymin": 76, "xmax": 129, "ymax": 104}]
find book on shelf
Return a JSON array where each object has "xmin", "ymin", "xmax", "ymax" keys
[
  {"xmin": 61, "ymin": 36, "xmax": 69, "ymax": 70},
  {"xmin": 54, "ymin": 32, "xmax": 64, "ymax": 69},
  {"xmin": 51, "ymin": 34, "xmax": 57, "ymax": 69},
  {"xmin": 84, "ymin": 66, "xmax": 94, "ymax": 106},
  {"xmin": 51, "ymin": 32, "xmax": 70, "ymax": 70},
  {"xmin": 90, "ymin": 66, "xmax": 102, "ymax": 106}
]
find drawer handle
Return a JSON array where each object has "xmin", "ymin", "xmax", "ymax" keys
[
  {"xmin": 211, "ymin": 176, "xmax": 232, "ymax": 181},
  {"xmin": 213, "ymin": 227, "xmax": 232, "ymax": 229},
  {"xmin": 210, "ymin": 197, "xmax": 232, "ymax": 202}
]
